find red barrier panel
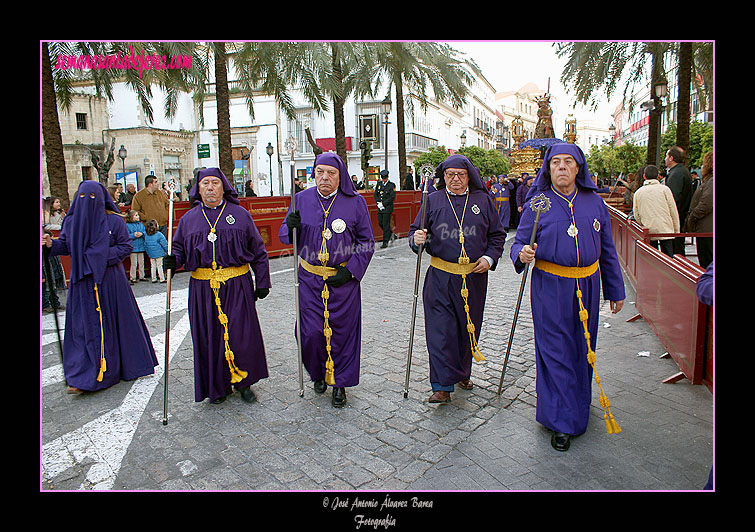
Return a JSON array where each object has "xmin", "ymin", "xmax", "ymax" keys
[
  {"xmin": 607, "ymin": 205, "xmax": 650, "ymax": 288},
  {"xmin": 52, "ymin": 190, "xmax": 423, "ymax": 279},
  {"xmin": 633, "ymin": 240, "xmax": 710, "ymax": 388}
]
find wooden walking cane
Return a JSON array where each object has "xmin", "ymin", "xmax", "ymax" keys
[
  {"xmin": 497, "ymin": 193, "xmax": 551, "ymax": 395},
  {"xmin": 403, "ymin": 164, "xmax": 435, "ymax": 399},
  {"xmin": 286, "ymin": 136, "xmax": 305, "ymax": 397},
  {"xmin": 162, "ymin": 179, "xmax": 177, "ymax": 425}
]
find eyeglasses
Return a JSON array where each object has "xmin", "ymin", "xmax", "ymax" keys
[{"xmin": 444, "ymin": 171, "xmax": 468, "ymax": 179}]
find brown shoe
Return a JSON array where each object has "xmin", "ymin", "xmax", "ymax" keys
[
  {"xmin": 428, "ymin": 391, "xmax": 451, "ymax": 403},
  {"xmin": 458, "ymin": 379, "xmax": 473, "ymax": 390},
  {"xmin": 67, "ymin": 386, "xmax": 83, "ymax": 394}
]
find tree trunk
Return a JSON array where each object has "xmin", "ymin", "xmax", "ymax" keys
[
  {"xmin": 214, "ymin": 42, "xmax": 234, "ymax": 182},
  {"xmin": 676, "ymin": 42, "xmax": 692, "ymax": 157},
  {"xmin": 646, "ymin": 47, "xmax": 662, "ymax": 167},
  {"xmin": 394, "ymin": 74, "xmax": 407, "ymax": 183},
  {"xmin": 330, "ymin": 44, "xmax": 347, "ymax": 164},
  {"xmin": 41, "ymin": 42, "xmax": 70, "ymax": 208}
]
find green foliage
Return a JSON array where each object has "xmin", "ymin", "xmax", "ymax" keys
[
  {"xmin": 660, "ymin": 121, "xmax": 713, "ymax": 171},
  {"xmin": 586, "ymin": 141, "xmax": 646, "ymax": 177},
  {"xmin": 458, "ymin": 146, "xmax": 511, "ymax": 176},
  {"xmin": 412, "ymin": 145, "xmax": 511, "ymax": 177},
  {"xmin": 413, "ymin": 145, "xmax": 453, "ymax": 173}
]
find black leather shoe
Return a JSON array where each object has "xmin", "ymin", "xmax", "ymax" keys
[
  {"xmin": 551, "ymin": 432, "xmax": 571, "ymax": 451},
  {"xmin": 314, "ymin": 379, "xmax": 327, "ymax": 394},
  {"xmin": 332, "ymin": 387, "xmax": 347, "ymax": 408},
  {"xmin": 212, "ymin": 386, "xmax": 233, "ymax": 404},
  {"xmin": 238, "ymin": 386, "xmax": 256, "ymax": 403}
]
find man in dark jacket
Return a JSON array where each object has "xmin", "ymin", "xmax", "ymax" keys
[
  {"xmin": 374, "ymin": 169, "xmax": 396, "ymax": 248},
  {"xmin": 664, "ymin": 146, "xmax": 693, "ymax": 256}
]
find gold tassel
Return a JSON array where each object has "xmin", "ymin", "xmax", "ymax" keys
[
  {"xmin": 94, "ymin": 283, "xmax": 107, "ymax": 382},
  {"xmin": 576, "ymin": 281, "xmax": 620, "ymax": 435},
  {"xmin": 209, "ymin": 270, "xmax": 248, "ymax": 384}
]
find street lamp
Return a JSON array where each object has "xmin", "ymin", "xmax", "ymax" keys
[
  {"xmin": 382, "ymin": 95, "xmax": 391, "ymax": 173},
  {"xmin": 460, "ymin": 130, "xmax": 466, "ymax": 149},
  {"xmin": 266, "ymin": 142, "xmax": 274, "ymax": 196},
  {"xmin": 653, "ymin": 79, "xmax": 668, "ymax": 166},
  {"xmin": 118, "ymin": 145, "xmax": 127, "ymax": 183}
]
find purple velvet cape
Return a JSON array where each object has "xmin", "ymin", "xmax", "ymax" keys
[
  {"xmin": 409, "ymin": 155, "xmax": 506, "ymax": 390},
  {"xmin": 172, "ymin": 168, "xmax": 271, "ymax": 402},
  {"xmin": 510, "ymin": 143, "xmax": 625, "ymax": 435},
  {"xmin": 49, "ymin": 181, "xmax": 158, "ymax": 391},
  {"xmin": 490, "ymin": 178, "xmax": 514, "ymax": 229},
  {"xmin": 278, "ymin": 153, "xmax": 374, "ymax": 388}
]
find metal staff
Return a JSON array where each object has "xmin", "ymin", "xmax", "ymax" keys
[
  {"xmin": 285, "ymin": 136, "xmax": 305, "ymax": 397},
  {"xmin": 162, "ymin": 178, "xmax": 177, "ymax": 425},
  {"xmin": 403, "ymin": 164, "xmax": 434, "ymax": 398},
  {"xmin": 42, "ymin": 242, "xmax": 65, "ymax": 383},
  {"xmin": 497, "ymin": 193, "xmax": 551, "ymax": 395}
]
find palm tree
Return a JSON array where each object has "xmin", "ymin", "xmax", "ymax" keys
[
  {"xmin": 370, "ymin": 42, "xmax": 478, "ymax": 180},
  {"xmin": 555, "ymin": 41, "xmax": 713, "ymax": 166},
  {"xmin": 283, "ymin": 42, "xmax": 374, "ymax": 164},
  {"xmin": 42, "ymin": 42, "xmax": 69, "ymax": 207},
  {"xmin": 43, "ymin": 41, "xmax": 203, "ymax": 207}
]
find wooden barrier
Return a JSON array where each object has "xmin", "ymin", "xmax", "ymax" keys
[
  {"xmin": 49, "ymin": 190, "xmax": 424, "ymax": 282},
  {"xmin": 607, "ymin": 204, "xmax": 712, "ymax": 392}
]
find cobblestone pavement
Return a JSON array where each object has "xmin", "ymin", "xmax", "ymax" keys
[{"xmin": 41, "ymin": 231, "xmax": 713, "ymax": 497}]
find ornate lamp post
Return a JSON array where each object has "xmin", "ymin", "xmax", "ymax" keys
[
  {"xmin": 118, "ymin": 144, "xmax": 127, "ymax": 182},
  {"xmin": 382, "ymin": 95, "xmax": 391, "ymax": 173},
  {"xmin": 266, "ymin": 142, "xmax": 274, "ymax": 196}
]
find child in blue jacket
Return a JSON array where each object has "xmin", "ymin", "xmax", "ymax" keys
[
  {"xmin": 144, "ymin": 219, "xmax": 168, "ymax": 283},
  {"xmin": 125, "ymin": 210, "xmax": 146, "ymax": 284}
]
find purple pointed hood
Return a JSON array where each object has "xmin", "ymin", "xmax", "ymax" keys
[
  {"xmin": 60, "ymin": 180, "xmax": 121, "ymax": 284},
  {"xmin": 532, "ymin": 143, "xmax": 596, "ymax": 192},
  {"xmin": 433, "ymin": 154, "xmax": 486, "ymax": 191},
  {"xmin": 189, "ymin": 167, "xmax": 240, "ymax": 205},
  {"xmin": 313, "ymin": 152, "xmax": 357, "ymax": 196}
]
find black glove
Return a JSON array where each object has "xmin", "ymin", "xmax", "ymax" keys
[
  {"xmin": 325, "ymin": 265, "xmax": 353, "ymax": 287},
  {"xmin": 254, "ymin": 287, "xmax": 269, "ymax": 301},
  {"xmin": 163, "ymin": 254, "xmax": 177, "ymax": 274},
  {"xmin": 285, "ymin": 210, "xmax": 301, "ymax": 231}
]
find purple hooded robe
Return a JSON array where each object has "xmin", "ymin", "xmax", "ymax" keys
[
  {"xmin": 490, "ymin": 176, "xmax": 514, "ymax": 230},
  {"xmin": 409, "ymin": 155, "xmax": 506, "ymax": 392},
  {"xmin": 171, "ymin": 168, "xmax": 271, "ymax": 403},
  {"xmin": 278, "ymin": 153, "xmax": 374, "ymax": 388},
  {"xmin": 48, "ymin": 180, "xmax": 158, "ymax": 391},
  {"xmin": 510, "ymin": 143, "xmax": 625, "ymax": 436}
]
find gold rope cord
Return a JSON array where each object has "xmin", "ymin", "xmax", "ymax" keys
[
  {"xmin": 317, "ymin": 192, "xmax": 339, "ymax": 385},
  {"xmin": 550, "ymin": 186, "xmax": 620, "ymax": 434},
  {"xmin": 200, "ymin": 202, "xmax": 248, "ymax": 383},
  {"xmin": 445, "ymin": 191, "xmax": 485, "ymax": 363},
  {"xmin": 94, "ymin": 283, "xmax": 107, "ymax": 382}
]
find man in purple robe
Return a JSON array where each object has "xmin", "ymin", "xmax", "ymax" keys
[
  {"xmin": 43, "ymin": 180, "xmax": 158, "ymax": 394},
  {"xmin": 409, "ymin": 155, "xmax": 506, "ymax": 404},
  {"xmin": 511, "ymin": 143, "xmax": 625, "ymax": 451},
  {"xmin": 279, "ymin": 153, "xmax": 374, "ymax": 408},
  {"xmin": 490, "ymin": 174, "xmax": 514, "ymax": 231},
  {"xmin": 164, "ymin": 168, "xmax": 271, "ymax": 405}
]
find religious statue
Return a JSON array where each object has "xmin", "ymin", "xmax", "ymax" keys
[{"xmin": 534, "ymin": 95, "xmax": 555, "ymax": 139}]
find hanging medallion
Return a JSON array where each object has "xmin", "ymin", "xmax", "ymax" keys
[
  {"xmin": 331, "ymin": 218, "xmax": 346, "ymax": 234},
  {"xmin": 322, "ymin": 228, "xmax": 333, "ymax": 240},
  {"xmin": 207, "ymin": 231, "xmax": 218, "ymax": 242},
  {"xmin": 567, "ymin": 223, "xmax": 579, "ymax": 238}
]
